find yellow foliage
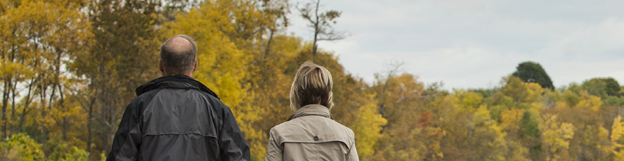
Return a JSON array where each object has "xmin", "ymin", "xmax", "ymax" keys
[
  {"xmin": 353, "ymin": 94, "xmax": 387, "ymax": 160},
  {"xmin": 553, "ymin": 100, "xmax": 569, "ymax": 109},
  {"xmin": 453, "ymin": 90, "xmax": 482, "ymax": 112},
  {"xmin": 540, "ymin": 114, "xmax": 575, "ymax": 161},
  {"xmin": 474, "ymin": 105, "xmax": 494, "ymax": 127},
  {"xmin": 612, "ymin": 116, "xmax": 624, "ymax": 160},
  {"xmin": 374, "ymin": 73, "xmax": 424, "ymax": 125},
  {"xmin": 575, "ymin": 90, "xmax": 602, "ymax": 111},
  {"xmin": 523, "ymin": 83, "xmax": 544, "ymax": 103},
  {"xmin": 426, "ymin": 127, "xmax": 445, "ymax": 160},
  {"xmin": 472, "ymin": 105, "xmax": 508, "ymax": 160},
  {"xmin": 502, "ymin": 76, "xmax": 544, "ymax": 107},
  {"xmin": 597, "ymin": 126, "xmax": 611, "ymax": 155},
  {"xmin": 500, "ymin": 108, "xmax": 524, "ymax": 131}
]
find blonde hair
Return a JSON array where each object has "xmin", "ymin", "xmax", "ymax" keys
[{"xmin": 290, "ymin": 61, "xmax": 334, "ymax": 111}]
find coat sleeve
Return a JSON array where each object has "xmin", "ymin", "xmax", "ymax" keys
[
  {"xmin": 107, "ymin": 100, "xmax": 143, "ymax": 161},
  {"xmin": 219, "ymin": 105, "xmax": 251, "ymax": 161},
  {"xmin": 346, "ymin": 141, "xmax": 359, "ymax": 161},
  {"xmin": 265, "ymin": 129, "xmax": 282, "ymax": 161}
]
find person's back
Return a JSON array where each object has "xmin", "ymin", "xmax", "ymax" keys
[
  {"xmin": 107, "ymin": 35, "xmax": 250, "ymax": 161},
  {"xmin": 265, "ymin": 61, "xmax": 359, "ymax": 161},
  {"xmin": 267, "ymin": 104, "xmax": 356, "ymax": 161}
]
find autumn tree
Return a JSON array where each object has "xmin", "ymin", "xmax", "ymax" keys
[
  {"xmin": 296, "ymin": 0, "xmax": 345, "ymax": 62},
  {"xmin": 69, "ymin": 0, "xmax": 160, "ymax": 159},
  {"xmin": 540, "ymin": 114, "xmax": 574, "ymax": 161},
  {"xmin": 611, "ymin": 116, "xmax": 624, "ymax": 160},
  {"xmin": 1, "ymin": 0, "xmax": 91, "ymax": 158},
  {"xmin": 471, "ymin": 105, "xmax": 508, "ymax": 161},
  {"xmin": 161, "ymin": 0, "xmax": 296, "ymax": 159}
]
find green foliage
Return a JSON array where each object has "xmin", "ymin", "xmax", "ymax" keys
[
  {"xmin": 520, "ymin": 111, "xmax": 540, "ymax": 138},
  {"xmin": 604, "ymin": 96, "xmax": 624, "ymax": 106},
  {"xmin": 582, "ymin": 77, "xmax": 621, "ymax": 98},
  {"xmin": 603, "ymin": 78, "xmax": 620, "ymax": 96},
  {"xmin": 562, "ymin": 90, "xmax": 581, "ymax": 107},
  {"xmin": 47, "ymin": 141, "xmax": 89, "ymax": 161},
  {"xmin": 489, "ymin": 105, "xmax": 505, "ymax": 121},
  {"xmin": 0, "ymin": 133, "xmax": 44, "ymax": 161},
  {"xmin": 512, "ymin": 61, "xmax": 554, "ymax": 89}
]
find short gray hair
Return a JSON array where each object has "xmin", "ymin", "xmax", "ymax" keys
[
  {"xmin": 160, "ymin": 34, "xmax": 197, "ymax": 75},
  {"xmin": 290, "ymin": 61, "xmax": 333, "ymax": 111}
]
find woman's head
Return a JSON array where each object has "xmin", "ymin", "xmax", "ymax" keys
[{"xmin": 290, "ymin": 61, "xmax": 333, "ymax": 111}]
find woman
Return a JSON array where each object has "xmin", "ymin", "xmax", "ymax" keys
[{"xmin": 265, "ymin": 61, "xmax": 359, "ymax": 161}]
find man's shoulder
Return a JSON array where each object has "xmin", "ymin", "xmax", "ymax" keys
[
  {"xmin": 134, "ymin": 88, "xmax": 163, "ymax": 102},
  {"xmin": 137, "ymin": 87, "xmax": 219, "ymax": 102},
  {"xmin": 158, "ymin": 88, "xmax": 231, "ymax": 113}
]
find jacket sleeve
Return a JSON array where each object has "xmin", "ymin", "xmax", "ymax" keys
[
  {"xmin": 347, "ymin": 141, "xmax": 359, "ymax": 161},
  {"xmin": 107, "ymin": 100, "xmax": 143, "ymax": 161},
  {"xmin": 219, "ymin": 105, "xmax": 251, "ymax": 161},
  {"xmin": 265, "ymin": 129, "xmax": 282, "ymax": 161}
]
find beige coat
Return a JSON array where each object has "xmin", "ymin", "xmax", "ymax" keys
[{"xmin": 265, "ymin": 104, "xmax": 359, "ymax": 161}]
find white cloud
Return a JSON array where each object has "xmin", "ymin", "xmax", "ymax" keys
[
  {"xmin": 539, "ymin": 17, "xmax": 624, "ymax": 60},
  {"xmin": 288, "ymin": 0, "xmax": 624, "ymax": 90}
]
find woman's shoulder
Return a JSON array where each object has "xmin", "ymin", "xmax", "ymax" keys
[{"xmin": 269, "ymin": 116, "xmax": 355, "ymax": 140}]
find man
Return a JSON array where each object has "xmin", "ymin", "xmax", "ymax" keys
[{"xmin": 107, "ymin": 35, "xmax": 250, "ymax": 161}]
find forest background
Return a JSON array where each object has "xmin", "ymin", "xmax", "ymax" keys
[{"xmin": 1, "ymin": 0, "xmax": 624, "ymax": 160}]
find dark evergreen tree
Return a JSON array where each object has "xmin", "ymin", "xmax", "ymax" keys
[
  {"xmin": 512, "ymin": 61, "xmax": 554, "ymax": 89},
  {"xmin": 601, "ymin": 78, "xmax": 620, "ymax": 96}
]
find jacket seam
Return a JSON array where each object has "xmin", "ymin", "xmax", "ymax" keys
[{"xmin": 142, "ymin": 133, "xmax": 218, "ymax": 137}]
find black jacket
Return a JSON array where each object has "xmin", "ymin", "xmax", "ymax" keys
[{"xmin": 107, "ymin": 75, "xmax": 250, "ymax": 161}]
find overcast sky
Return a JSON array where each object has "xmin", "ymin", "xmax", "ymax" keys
[{"xmin": 286, "ymin": 0, "xmax": 624, "ymax": 90}]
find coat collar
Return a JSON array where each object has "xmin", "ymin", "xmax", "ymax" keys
[
  {"xmin": 135, "ymin": 75, "xmax": 219, "ymax": 99},
  {"xmin": 287, "ymin": 104, "xmax": 333, "ymax": 121}
]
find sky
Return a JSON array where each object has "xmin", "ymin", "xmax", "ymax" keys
[{"xmin": 286, "ymin": 0, "xmax": 624, "ymax": 90}]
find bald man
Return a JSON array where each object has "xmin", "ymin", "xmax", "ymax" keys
[{"xmin": 107, "ymin": 35, "xmax": 250, "ymax": 161}]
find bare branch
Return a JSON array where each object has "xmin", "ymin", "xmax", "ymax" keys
[
  {"xmin": 317, "ymin": 30, "xmax": 349, "ymax": 41},
  {"xmin": 296, "ymin": 0, "xmax": 347, "ymax": 61}
]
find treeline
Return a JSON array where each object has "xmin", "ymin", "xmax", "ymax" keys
[{"xmin": 1, "ymin": 0, "xmax": 624, "ymax": 160}]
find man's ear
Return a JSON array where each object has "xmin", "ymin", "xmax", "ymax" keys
[
  {"xmin": 192, "ymin": 59, "xmax": 198, "ymax": 72},
  {"xmin": 159, "ymin": 59, "xmax": 165, "ymax": 75}
]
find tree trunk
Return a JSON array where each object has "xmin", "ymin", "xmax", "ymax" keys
[
  {"xmin": 58, "ymin": 85, "xmax": 67, "ymax": 141},
  {"xmin": 17, "ymin": 78, "xmax": 35, "ymax": 134},
  {"xmin": 264, "ymin": 29, "xmax": 275, "ymax": 58},
  {"xmin": 2, "ymin": 79, "xmax": 11, "ymax": 139},
  {"xmin": 40, "ymin": 87, "xmax": 47, "ymax": 155},
  {"xmin": 312, "ymin": 0, "xmax": 320, "ymax": 62},
  {"xmin": 9, "ymin": 78, "xmax": 17, "ymax": 137},
  {"xmin": 87, "ymin": 97, "xmax": 95, "ymax": 161}
]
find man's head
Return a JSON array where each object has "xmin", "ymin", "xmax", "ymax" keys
[
  {"xmin": 160, "ymin": 35, "xmax": 198, "ymax": 76},
  {"xmin": 289, "ymin": 61, "xmax": 334, "ymax": 111}
]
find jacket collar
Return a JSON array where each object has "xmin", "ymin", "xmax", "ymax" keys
[
  {"xmin": 135, "ymin": 75, "xmax": 219, "ymax": 99},
  {"xmin": 287, "ymin": 104, "xmax": 333, "ymax": 121}
]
